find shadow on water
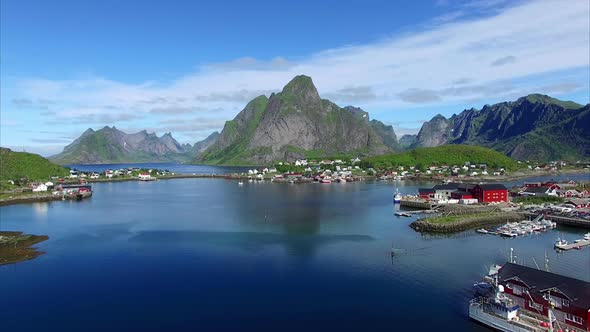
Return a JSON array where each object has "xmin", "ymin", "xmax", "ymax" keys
[{"xmin": 129, "ymin": 230, "xmax": 374, "ymax": 258}]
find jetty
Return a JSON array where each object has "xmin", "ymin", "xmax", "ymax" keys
[
  {"xmin": 555, "ymin": 239, "xmax": 590, "ymax": 251},
  {"xmin": 522, "ymin": 212, "xmax": 590, "ymax": 229},
  {"xmin": 400, "ymin": 199, "xmax": 434, "ymax": 210}
]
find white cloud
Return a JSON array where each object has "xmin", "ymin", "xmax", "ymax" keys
[{"xmin": 5, "ymin": 0, "xmax": 589, "ymax": 135}]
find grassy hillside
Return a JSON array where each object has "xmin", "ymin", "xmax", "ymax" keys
[
  {"xmin": 0, "ymin": 148, "xmax": 69, "ymax": 181},
  {"xmin": 360, "ymin": 145, "xmax": 520, "ymax": 170}
]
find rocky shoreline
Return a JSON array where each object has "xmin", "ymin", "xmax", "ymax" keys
[
  {"xmin": 410, "ymin": 212, "xmax": 525, "ymax": 233},
  {"xmin": 0, "ymin": 231, "xmax": 49, "ymax": 265}
]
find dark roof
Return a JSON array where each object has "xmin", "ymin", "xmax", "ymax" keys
[
  {"xmin": 498, "ymin": 262, "xmax": 590, "ymax": 309},
  {"xmin": 433, "ymin": 183, "xmax": 460, "ymax": 190},
  {"xmin": 522, "ymin": 187, "xmax": 550, "ymax": 194},
  {"xmin": 458, "ymin": 183, "xmax": 476, "ymax": 191},
  {"xmin": 419, "ymin": 188, "xmax": 435, "ymax": 193},
  {"xmin": 476, "ymin": 183, "xmax": 508, "ymax": 191},
  {"xmin": 451, "ymin": 190, "xmax": 472, "ymax": 196}
]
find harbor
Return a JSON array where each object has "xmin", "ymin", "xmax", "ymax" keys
[
  {"xmin": 554, "ymin": 232, "xmax": 590, "ymax": 251},
  {"xmin": 2, "ymin": 174, "xmax": 589, "ymax": 331}
]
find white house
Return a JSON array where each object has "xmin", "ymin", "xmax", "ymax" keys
[
  {"xmin": 32, "ymin": 184, "xmax": 48, "ymax": 192},
  {"xmin": 138, "ymin": 173, "xmax": 152, "ymax": 180}
]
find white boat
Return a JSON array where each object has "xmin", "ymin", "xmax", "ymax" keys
[
  {"xmin": 393, "ymin": 189, "xmax": 402, "ymax": 204},
  {"xmin": 471, "ymin": 261, "xmax": 563, "ymax": 332},
  {"xmin": 469, "ymin": 284, "xmax": 526, "ymax": 332},
  {"xmin": 584, "ymin": 232, "xmax": 590, "ymax": 240},
  {"xmin": 476, "ymin": 229, "xmax": 489, "ymax": 234},
  {"xmin": 554, "ymin": 238, "xmax": 568, "ymax": 249},
  {"xmin": 238, "ymin": 181, "xmax": 244, "ymax": 185}
]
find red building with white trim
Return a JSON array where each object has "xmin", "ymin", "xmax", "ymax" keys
[{"xmin": 471, "ymin": 184, "xmax": 508, "ymax": 203}]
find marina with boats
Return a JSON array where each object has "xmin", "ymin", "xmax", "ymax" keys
[{"xmin": 475, "ymin": 215, "xmax": 557, "ymax": 238}]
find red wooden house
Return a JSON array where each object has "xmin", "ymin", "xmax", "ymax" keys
[
  {"xmin": 498, "ymin": 263, "xmax": 590, "ymax": 331},
  {"xmin": 418, "ymin": 188, "xmax": 435, "ymax": 200},
  {"xmin": 471, "ymin": 184, "xmax": 508, "ymax": 203}
]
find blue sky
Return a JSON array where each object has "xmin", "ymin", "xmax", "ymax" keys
[{"xmin": 1, "ymin": 0, "xmax": 589, "ymax": 156}]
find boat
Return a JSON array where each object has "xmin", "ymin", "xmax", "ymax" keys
[
  {"xmin": 469, "ymin": 284, "xmax": 524, "ymax": 332},
  {"xmin": 554, "ymin": 238, "xmax": 568, "ymax": 249},
  {"xmin": 238, "ymin": 181, "xmax": 244, "ymax": 185},
  {"xmin": 584, "ymin": 232, "xmax": 590, "ymax": 240},
  {"xmin": 320, "ymin": 179, "xmax": 331, "ymax": 184},
  {"xmin": 138, "ymin": 176, "xmax": 157, "ymax": 181},
  {"xmin": 476, "ymin": 228, "xmax": 489, "ymax": 234},
  {"xmin": 394, "ymin": 212, "xmax": 412, "ymax": 217},
  {"xmin": 499, "ymin": 230, "xmax": 517, "ymax": 238},
  {"xmin": 469, "ymin": 269, "xmax": 560, "ymax": 332},
  {"xmin": 393, "ymin": 189, "xmax": 402, "ymax": 204}
]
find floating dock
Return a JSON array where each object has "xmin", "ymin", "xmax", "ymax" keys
[
  {"xmin": 555, "ymin": 239, "xmax": 590, "ymax": 251},
  {"xmin": 522, "ymin": 212, "xmax": 590, "ymax": 229}
]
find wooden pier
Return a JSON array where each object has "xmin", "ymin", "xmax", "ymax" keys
[
  {"xmin": 555, "ymin": 239, "xmax": 590, "ymax": 251},
  {"xmin": 523, "ymin": 212, "xmax": 590, "ymax": 229}
]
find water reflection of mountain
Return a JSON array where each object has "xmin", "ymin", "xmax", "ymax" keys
[{"xmin": 129, "ymin": 230, "xmax": 374, "ymax": 258}]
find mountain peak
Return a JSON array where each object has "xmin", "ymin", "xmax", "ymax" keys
[
  {"xmin": 281, "ymin": 75, "xmax": 320, "ymax": 105},
  {"xmin": 519, "ymin": 94, "xmax": 582, "ymax": 109},
  {"xmin": 100, "ymin": 125, "xmax": 120, "ymax": 132},
  {"xmin": 50, "ymin": 127, "xmax": 193, "ymax": 164}
]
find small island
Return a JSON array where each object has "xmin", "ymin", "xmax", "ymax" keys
[{"xmin": 0, "ymin": 231, "xmax": 49, "ymax": 265}]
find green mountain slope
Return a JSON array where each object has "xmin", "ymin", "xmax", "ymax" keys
[
  {"xmin": 50, "ymin": 126, "xmax": 196, "ymax": 164},
  {"xmin": 412, "ymin": 94, "xmax": 589, "ymax": 160},
  {"xmin": 1, "ymin": 148, "xmax": 69, "ymax": 181},
  {"xmin": 196, "ymin": 75, "xmax": 398, "ymax": 165},
  {"xmin": 360, "ymin": 145, "xmax": 519, "ymax": 170}
]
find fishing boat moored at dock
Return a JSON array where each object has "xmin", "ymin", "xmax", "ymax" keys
[
  {"xmin": 393, "ymin": 189, "xmax": 402, "ymax": 204},
  {"xmin": 469, "ymin": 262, "xmax": 590, "ymax": 332}
]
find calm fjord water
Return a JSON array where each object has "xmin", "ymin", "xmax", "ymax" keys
[{"xmin": 1, "ymin": 171, "xmax": 589, "ymax": 331}]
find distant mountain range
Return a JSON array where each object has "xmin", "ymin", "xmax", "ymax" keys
[
  {"xmin": 196, "ymin": 75, "xmax": 399, "ymax": 165},
  {"xmin": 404, "ymin": 94, "xmax": 589, "ymax": 161},
  {"xmin": 50, "ymin": 75, "xmax": 589, "ymax": 165},
  {"xmin": 49, "ymin": 126, "xmax": 205, "ymax": 164}
]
